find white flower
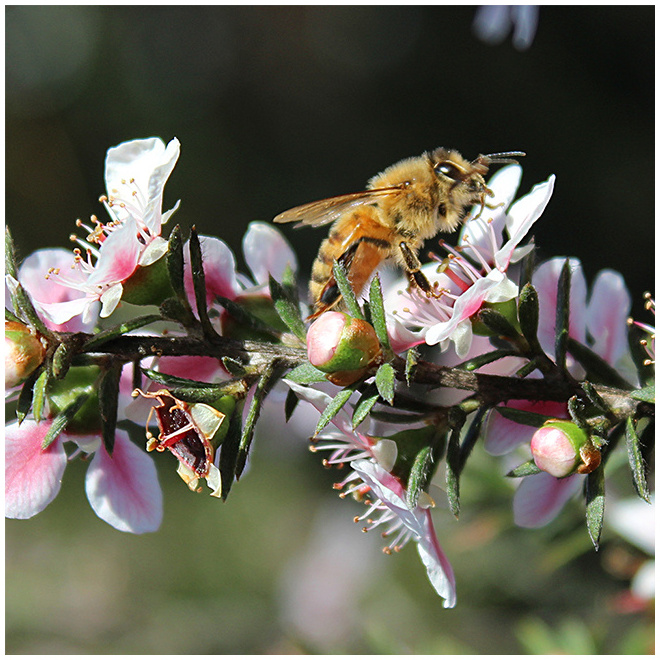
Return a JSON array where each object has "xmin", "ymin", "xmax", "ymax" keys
[{"xmin": 39, "ymin": 137, "xmax": 180, "ymax": 324}]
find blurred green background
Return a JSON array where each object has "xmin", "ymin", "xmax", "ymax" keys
[{"xmin": 6, "ymin": 6, "xmax": 654, "ymax": 654}]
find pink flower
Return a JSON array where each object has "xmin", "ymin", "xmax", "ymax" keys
[
  {"xmin": 6, "ymin": 248, "xmax": 100, "ymax": 333},
  {"xmin": 38, "ymin": 137, "xmax": 180, "ymax": 325},
  {"xmin": 185, "ymin": 222, "xmax": 298, "ymax": 306},
  {"xmin": 283, "ymin": 380, "xmax": 455, "ymax": 606},
  {"xmin": 386, "ymin": 166, "xmax": 555, "ymax": 357},
  {"xmin": 5, "ymin": 419, "xmax": 162, "ymax": 533},
  {"xmin": 349, "ymin": 459, "xmax": 457, "ymax": 607},
  {"xmin": 485, "ymin": 258, "xmax": 634, "ymax": 527}
]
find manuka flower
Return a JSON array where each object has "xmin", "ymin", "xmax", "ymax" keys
[
  {"xmin": 5, "ymin": 420, "xmax": 162, "ymax": 533},
  {"xmin": 283, "ymin": 380, "xmax": 456, "ymax": 607},
  {"xmin": 386, "ymin": 165, "xmax": 555, "ymax": 358},
  {"xmin": 484, "ymin": 258, "xmax": 634, "ymax": 528},
  {"xmin": 5, "ymin": 364, "xmax": 163, "ymax": 533},
  {"xmin": 183, "ymin": 221, "xmax": 298, "ymax": 336},
  {"xmin": 38, "ymin": 137, "xmax": 180, "ymax": 325}
]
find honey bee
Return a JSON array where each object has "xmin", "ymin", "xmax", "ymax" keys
[{"xmin": 274, "ymin": 148, "xmax": 524, "ymax": 320}]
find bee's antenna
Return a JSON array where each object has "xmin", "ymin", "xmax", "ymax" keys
[{"xmin": 478, "ymin": 151, "xmax": 526, "ymax": 165}]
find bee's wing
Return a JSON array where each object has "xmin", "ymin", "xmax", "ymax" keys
[{"xmin": 273, "ymin": 186, "xmax": 404, "ymax": 228}]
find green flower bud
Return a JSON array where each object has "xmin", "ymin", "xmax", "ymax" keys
[
  {"xmin": 531, "ymin": 419, "xmax": 601, "ymax": 477},
  {"xmin": 307, "ymin": 311, "xmax": 381, "ymax": 376}
]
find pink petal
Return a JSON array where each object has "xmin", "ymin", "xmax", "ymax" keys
[
  {"xmin": 587, "ymin": 269, "xmax": 631, "ymax": 365},
  {"xmin": 11, "ymin": 250, "xmax": 99, "ymax": 332},
  {"xmin": 185, "ymin": 236, "xmax": 241, "ymax": 303},
  {"xmin": 483, "ymin": 399, "xmax": 568, "ymax": 455},
  {"xmin": 513, "ymin": 471, "xmax": 582, "ymax": 528},
  {"xmin": 5, "ymin": 420, "xmax": 67, "ymax": 519},
  {"xmin": 352, "ymin": 459, "xmax": 456, "ymax": 607},
  {"xmin": 532, "ymin": 257, "xmax": 587, "ymax": 359},
  {"xmin": 87, "ymin": 219, "xmax": 142, "ymax": 287},
  {"xmin": 243, "ymin": 222, "xmax": 298, "ymax": 286},
  {"xmin": 85, "ymin": 430, "xmax": 163, "ymax": 533}
]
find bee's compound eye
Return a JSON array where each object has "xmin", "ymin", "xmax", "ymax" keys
[{"xmin": 435, "ymin": 161, "xmax": 463, "ymax": 181}]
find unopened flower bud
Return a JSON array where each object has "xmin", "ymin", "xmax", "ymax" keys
[
  {"xmin": 531, "ymin": 420, "xmax": 601, "ymax": 478},
  {"xmin": 307, "ymin": 312, "xmax": 381, "ymax": 384},
  {"xmin": 5, "ymin": 321, "xmax": 47, "ymax": 389}
]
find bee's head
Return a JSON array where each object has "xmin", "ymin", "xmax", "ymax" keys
[{"xmin": 429, "ymin": 148, "xmax": 525, "ymax": 225}]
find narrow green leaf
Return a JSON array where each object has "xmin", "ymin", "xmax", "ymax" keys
[
  {"xmin": 477, "ymin": 307, "xmax": 519, "ymax": 339},
  {"xmin": 625, "ymin": 417, "xmax": 651, "ymax": 502},
  {"xmin": 567, "ymin": 337, "xmax": 633, "ymax": 389},
  {"xmin": 585, "ymin": 464, "xmax": 605, "ymax": 550},
  {"xmin": 405, "ymin": 347, "xmax": 418, "ymax": 386},
  {"xmin": 507, "ymin": 459, "xmax": 542, "ymax": 478},
  {"xmin": 580, "ymin": 380, "xmax": 610, "ymax": 413},
  {"xmin": 368, "ymin": 275, "xmax": 391, "ymax": 351},
  {"xmin": 142, "ymin": 368, "xmax": 248, "ymax": 404},
  {"xmin": 332, "ymin": 260, "xmax": 364, "ymax": 320},
  {"xmin": 5, "ymin": 308, "xmax": 21, "ymax": 324},
  {"xmin": 375, "ymin": 362, "xmax": 395, "ymax": 405},
  {"xmin": 285, "ymin": 362, "xmax": 328, "ymax": 385},
  {"xmin": 518, "ymin": 282, "xmax": 541, "ymax": 350},
  {"xmin": 82, "ymin": 315, "xmax": 163, "ymax": 352},
  {"xmin": 16, "ymin": 368, "xmax": 42, "ymax": 424},
  {"xmin": 495, "ymin": 406, "xmax": 553, "ymax": 427},
  {"xmin": 236, "ymin": 361, "xmax": 286, "ymax": 477},
  {"xmin": 5, "ymin": 229, "xmax": 51, "ymax": 337},
  {"xmin": 457, "ymin": 406, "xmax": 487, "ymax": 472},
  {"xmin": 630, "ymin": 386, "xmax": 655, "ymax": 403},
  {"xmin": 5, "ymin": 226, "xmax": 18, "ymax": 279},
  {"xmin": 219, "ymin": 401, "xmax": 243, "ymax": 500},
  {"xmin": 284, "ymin": 388, "xmax": 299, "ymax": 422},
  {"xmin": 406, "ymin": 445, "xmax": 435, "ymax": 510},
  {"xmin": 460, "ymin": 348, "xmax": 519, "ymax": 372},
  {"xmin": 445, "ymin": 424, "xmax": 461, "ymax": 518},
  {"xmin": 518, "ymin": 238, "xmax": 536, "ymax": 290},
  {"xmin": 166, "ymin": 224, "xmax": 186, "ymax": 300},
  {"xmin": 269, "ymin": 275, "xmax": 307, "ymax": 341},
  {"xmin": 315, "ymin": 386, "xmax": 356, "ymax": 435},
  {"xmin": 42, "ymin": 391, "xmax": 91, "ymax": 449},
  {"xmin": 352, "ymin": 384, "xmax": 379, "ymax": 429},
  {"xmin": 50, "ymin": 342, "xmax": 73, "ymax": 380},
  {"xmin": 189, "ymin": 227, "xmax": 221, "ymax": 340},
  {"xmin": 99, "ymin": 362, "xmax": 122, "ymax": 455},
  {"xmin": 555, "ymin": 259, "xmax": 572, "ymax": 372},
  {"xmin": 31, "ymin": 369, "xmax": 50, "ymax": 423}
]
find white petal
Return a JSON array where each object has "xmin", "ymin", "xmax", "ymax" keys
[
  {"xmin": 243, "ymin": 222, "xmax": 298, "ymax": 286},
  {"xmin": 138, "ymin": 237, "xmax": 168, "ymax": 267},
  {"xmin": 99, "ymin": 283, "xmax": 123, "ymax": 318}
]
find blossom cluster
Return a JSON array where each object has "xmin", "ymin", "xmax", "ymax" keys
[{"xmin": 5, "ymin": 137, "xmax": 654, "ymax": 608}]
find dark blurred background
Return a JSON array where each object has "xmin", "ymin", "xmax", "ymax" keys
[
  {"xmin": 6, "ymin": 6, "xmax": 655, "ymax": 654},
  {"xmin": 6, "ymin": 6, "xmax": 654, "ymax": 314}
]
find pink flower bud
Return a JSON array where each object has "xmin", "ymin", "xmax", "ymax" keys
[
  {"xmin": 5, "ymin": 321, "xmax": 47, "ymax": 389},
  {"xmin": 307, "ymin": 311, "xmax": 381, "ymax": 385},
  {"xmin": 531, "ymin": 420, "xmax": 600, "ymax": 478}
]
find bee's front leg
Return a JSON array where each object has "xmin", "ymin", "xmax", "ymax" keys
[{"xmin": 398, "ymin": 241, "xmax": 442, "ymax": 299}]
